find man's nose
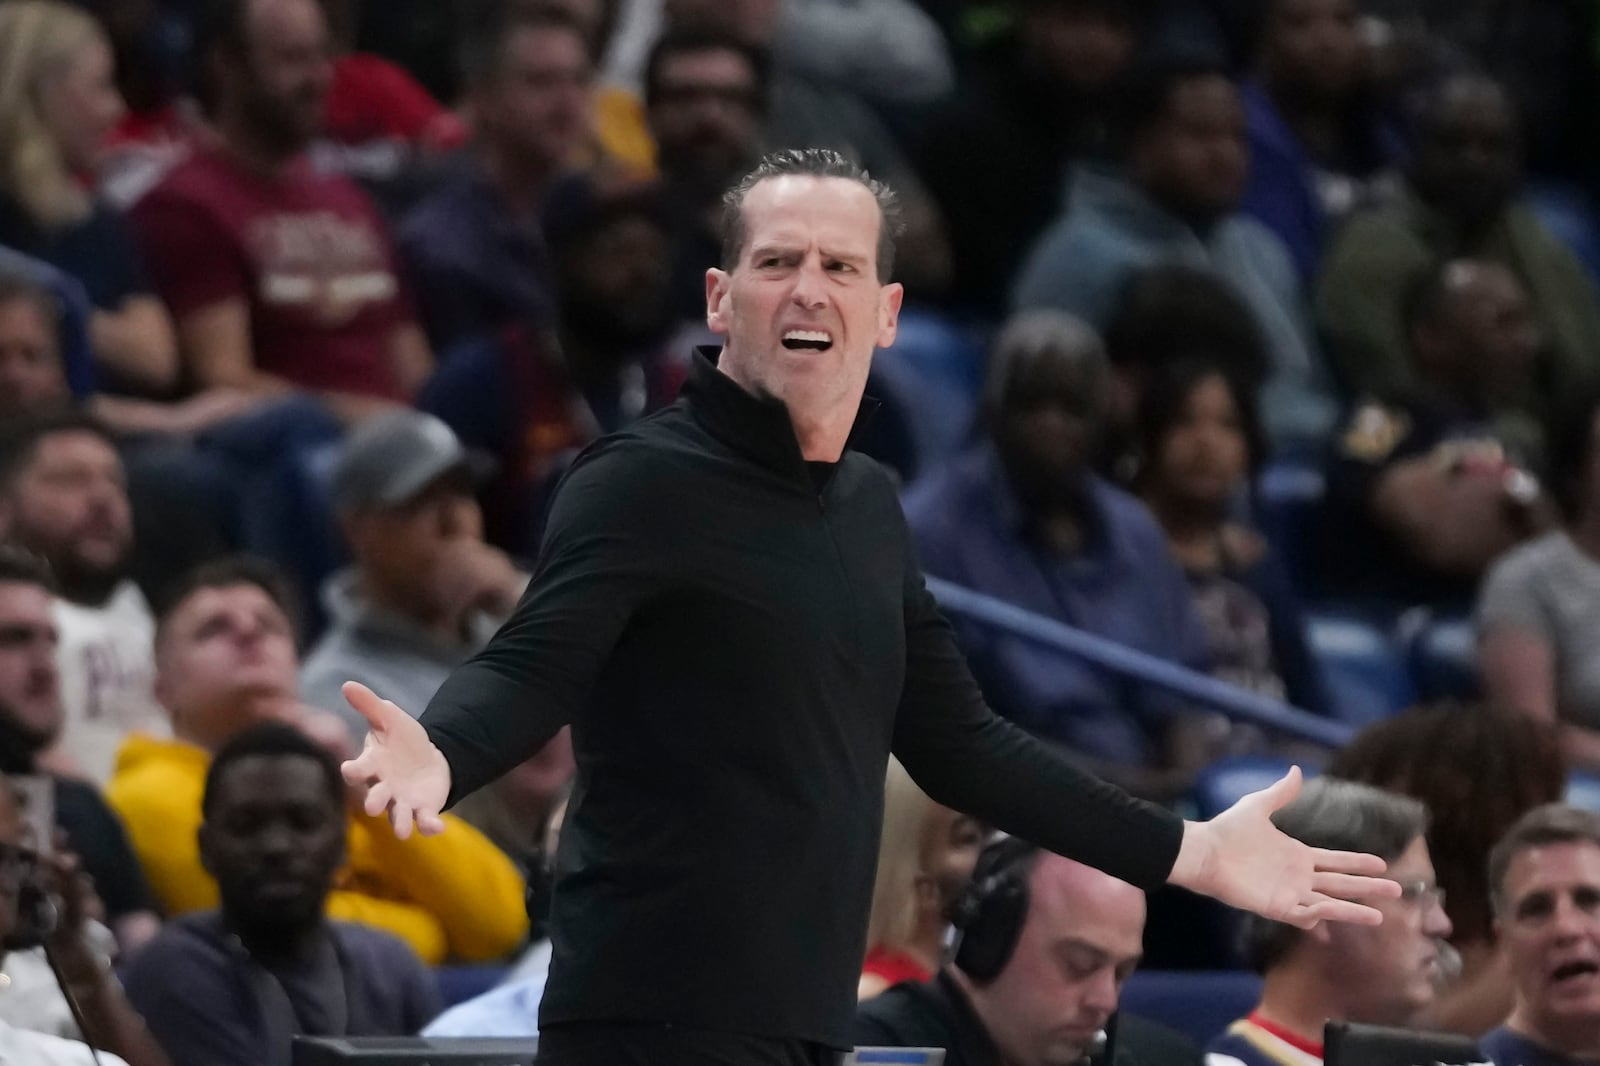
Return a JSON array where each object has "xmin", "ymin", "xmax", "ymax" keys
[{"xmin": 790, "ymin": 260, "xmax": 827, "ymax": 309}]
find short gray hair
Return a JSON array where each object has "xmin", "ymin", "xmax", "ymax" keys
[
  {"xmin": 719, "ymin": 147, "xmax": 904, "ymax": 281},
  {"xmin": 1488, "ymin": 803, "xmax": 1600, "ymax": 916},
  {"xmin": 1244, "ymin": 778, "xmax": 1428, "ymax": 972}
]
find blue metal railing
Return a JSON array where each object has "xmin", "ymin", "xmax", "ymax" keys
[{"xmin": 924, "ymin": 577, "xmax": 1357, "ymax": 748}]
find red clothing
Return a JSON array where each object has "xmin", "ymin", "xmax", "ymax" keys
[
  {"xmin": 325, "ymin": 54, "xmax": 466, "ymax": 150},
  {"xmin": 131, "ymin": 146, "xmax": 411, "ymax": 399},
  {"xmin": 862, "ymin": 945, "xmax": 934, "ymax": 990}
]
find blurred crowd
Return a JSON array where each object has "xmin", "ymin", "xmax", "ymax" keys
[{"xmin": 1, "ymin": 0, "xmax": 1600, "ymax": 1062}]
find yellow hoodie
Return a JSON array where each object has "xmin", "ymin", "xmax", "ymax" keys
[{"xmin": 106, "ymin": 734, "xmax": 528, "ymax": 965}]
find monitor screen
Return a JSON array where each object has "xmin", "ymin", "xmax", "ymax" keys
[
  {"xmin": 292, "ymin": 1036, "xmax": 539, "ymax": 1066},
  {"xmin": 845, "ymin": 1050, "xmax": 946, "ymax": 1065},
  {"xmin": 1324, "ymin": 1021, "xmax": 1489, "ymax": 1066}
]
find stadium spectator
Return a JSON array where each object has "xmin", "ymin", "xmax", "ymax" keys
[
  {"xmin": 1321, "ymin": 258, "xmax": 1550, "ymax": 609},
  {"xmin": 903, "ymin": 310, "xmax": 1212, "ymax": 799},
  {"xmin": 106, "ymin": 557, "xmax": 529, "ymax": 964},
  {"xmin": 1479, "ymin": 385, "xmax": 1600, "ymax": 771},
  {"xmin": 1316, "ymin": 74, "xmax": 1600, "ymax": 412},
  {"xmin": 123, "ymin": 723, "xmax": 440, "ymax": 1066},
  {"xmin": 0, "ymin": 778, "xmax": 170, "ymax": 1066},
  {"xmin": 911, "ymin": 0, "xmax": 1153, "ymax": 317},
  {"xmin": 1239, "ymin": 0, "xmax": 1400, "ymax": 285},
  {"xmin": 0, "ymin": 0, "xmax": 178, "ymax": 395},
  {"xmin": 129, "ymin": 0, "xmax": 432, "ymax": 426},
  {"xmin": 858, "ymin": 756, "xmax": 986, "ymax": 1001},
  {"xmin": 1207, "ymin": 779, "xmax": 1453, "ymax": 1066},
  {"xmin": 398, "ymin": 7, "xmax": 594, "ymax": 351},
  {"xmin": 1134, "ymin": 357, "xmax": 1329, "ymax": 715},
  {"xmin": 856, "ymin": 836, "xmax": 1201, "ymax": 1066},
  {"xmin": 0, "ymin": 412, "xmax": 167, "ymax": 784},
  {"xmin": 1329, "ymin": 704, "xmax": 1566, "ymax": 1035},
  {"xmin": 1012, "ymin": 57, "xmax": 1332, "ymax": 443},
  {"xmin": 1479, "ymin": 804, "xmax": 1600, "ymax": 1066}
]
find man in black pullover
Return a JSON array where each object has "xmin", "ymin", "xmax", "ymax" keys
[{"xmin": 341, "ymin": 148, "xmax": 1396, "ymax": 1066}]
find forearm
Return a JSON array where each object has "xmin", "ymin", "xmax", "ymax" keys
[
  {"xmin": 1561, "ymin": 723, "xmax": 1600, "ymax": 773},
  {"xmin": 60, "ymin": 952, "xmax": 174, "ymax": 1066},
  {"xmin": 89, "ymin": 302, "xmax": 179, "ymax": 393}
]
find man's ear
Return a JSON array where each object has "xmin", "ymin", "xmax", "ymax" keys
[
  {"xmin": 706, "ymin": 268, "xmax": 732, "ymax": 336},
  {"xmin": 875, "ymin": 282, "xmax": 904, "ymax": 351}
]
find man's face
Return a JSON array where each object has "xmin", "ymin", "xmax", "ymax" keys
[
  {"xmin": 230, "ymin": 0, "xmax": 334, "ymax": 154},
  {"xmin": 0, "ymin": 581, "xmax": 61, "ymax": 753},
  {"xmin": 199, "ymin": 754, "xmax": 344, "ymax": 933},
  {"xmin": 476, "ymin": 25, "xmax": 593, "ymax": 171},
  {"xmin": 154, "ymin": 584, "xmax": 299, "ymax": 746},
  {"xmin": 0, "ymin": 299, "xmax": 69, "ymax": 419},
  {"xmin": 1260, "ymin": 0, "xmax": 1364, "ymax": 104},
  {"xmin": 1022, "ymin": 5, "xmax": 1138, "ymax": 92},
  {"xmin": 1323, "ymin": 837, "xmax": 1453, "ymax": 1024},
  {"xmin": 706, "ymin": 176, "xmax": 902, "ymax": 426},
  {"xmin": 0, "ymin": 430, "xmax": 132, "ymax": 600},
  {"xmin": 992, "ymin": 347, "xmax": 1102, "ymax": 513},
  {"xmin": 1408, "ymin": 80, "xmax": 1520, "ymax": 225},
  {"xmin": 1439, "ymin": 265, "xmax": 1540, "ymax": 399},
  {"xmin": 345, "ymin": 475, "xmax": 483, "ymax": 620},
  {"xmin": 559, "ymin": 212, "xmax": 674, "ymax": 350},
  {"xmin": 649, "ymin": 48, "xmax": 763, "ymax": 197},
  {"xmin": 1499, "ymin": 841, "xmax": 1600, "ymax": 1030},
  {"xmin": 969, "ymin": 856, "xmax": 1146, "ymax": 1066},
  {"xmin": 1135, "ymin": 75, "xmax": 1249, "ymax": 222}
]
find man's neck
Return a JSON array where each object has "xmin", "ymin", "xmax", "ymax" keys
[
  {"xmin": 480, "ymin": 143, "xmax": 558, "ymax": 223},
  {"xmin": 357, "ymin": 576, "xmax": 468, "ymax": 646},
  {"xmin": 1506, "ymin": 1004, "xmax": 1600, "ymax": 1059},
  {"xmin": 1265, "ymin": 81, "xmax": 1346, "ymax": 162},
  {"xmin": 1255, "ymin": 967, "xmax": 1352, "ymax": 1049},
  {"xmin": 214, "ymin": 114, "xmax": 304, "ymax": 176},
  {"xmin": 230, "ymin": 915, "xmax": 327, "ymax": 968},
  {"xmin": 716, "ymin": 357, "xmax": 856, "ymax": 463}
]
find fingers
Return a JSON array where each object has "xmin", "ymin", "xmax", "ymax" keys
[
  {"xmin": 1311, "ymin": 847, "xmax": 1391, "ymax": 877},
  {"xmin": 1311, "ymin": 870, "xmax": 1402, "ymax": 901},
  {"xmin": 417, "ymin": 811, "xmax": 447, "ymax": 837},
  {"xmin": 362, "ymin": 780, "xmax": 393, "ymax": 819},
  {"xmin": 1298, "ymin": 896, "xmax": 1386, "ymax": 927},
  {"xmin": 342, "ymin": 681, "xmax": 401, "ymax": 733},
  {"xmin": 1257, "ymin": 765, "xmax": 1304, "ymax": 811},
  {"xmin": 341, "ymin": 753, "xmax": 374, "ymax": 787},
  {"xmin": 389, "ymin": 802, "xmax": 415, "ymax": 841}
]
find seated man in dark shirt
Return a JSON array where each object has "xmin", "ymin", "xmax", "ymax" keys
[
  {"xmin": 0, "ymin": 546, "xmax": 158, "ymax": 952},
  {"xmin": 1321, "ymin": 259, "xmax": 1552, "ymax": 609},
  {"xmin": 1480, "ymin": 804, "xmax": 1600, "ymax": 1066},
  {"xmin": 855, "ymin": 836, "xmax": 1199, "ymax": 1066},
  {"xmin": 902, "ymin": 309, "xmax": 1212, "ymax": 800},
  {"xmin": 122, "ymin": 722, "xmax": 440, "ymax": 1066}
]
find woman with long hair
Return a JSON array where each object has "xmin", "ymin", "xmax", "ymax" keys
[
  {"xmin": 0, "ymin": 0, "xmax": 177, "ymax": 392},
  {"xmin": 859, "ymin": 757, "xmax": 985, "ymax": 1000}
]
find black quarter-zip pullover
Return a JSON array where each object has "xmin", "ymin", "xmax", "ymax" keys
[{"xmin": 420, "ymin": 351, "xmax": 1183, "ymax": 1048}]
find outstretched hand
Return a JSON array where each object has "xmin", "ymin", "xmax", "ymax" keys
[
  {"xmin": 339, "ymin": 681, "xmax": 452, "ymax": 840},
  {"xmin": 1170, "ymin": 766, "xmax": 1401, "ymax": 928}
]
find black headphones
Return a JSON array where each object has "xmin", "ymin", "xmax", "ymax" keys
[{"xmin": 948, "ymin": 835, "xmax": 1039, "ymax": 983}]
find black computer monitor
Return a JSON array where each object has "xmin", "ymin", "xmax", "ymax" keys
[
  {"xmin": 292, "ymin": 1036, "xmax": 539, "ymax": 1066},
  {"xmin": 1323, "ymin": 1020, "xmax": 1487, "ymax": 1066}
]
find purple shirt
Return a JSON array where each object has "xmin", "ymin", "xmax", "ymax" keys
[{"xmin": 903, "ymin": 446, "xmax": 1211, "ymax": 765}]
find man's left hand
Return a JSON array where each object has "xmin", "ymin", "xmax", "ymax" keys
[{"xmin": 1169, "ymin": 766, "xmax": 1401, "ymax": 928}]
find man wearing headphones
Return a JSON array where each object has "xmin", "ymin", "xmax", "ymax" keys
[{"xmin": 854, "ymin": 837, "xmax": 1200, "ymax": 1066}]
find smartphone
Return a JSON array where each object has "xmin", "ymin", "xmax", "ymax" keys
[{"xmin": 7, "ymin": 775, "xmax": 53, "ymax": 857}]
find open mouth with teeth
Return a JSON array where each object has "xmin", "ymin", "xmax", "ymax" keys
[
  {"xmin": 1551, "ymin": 960, "xmax": 1600, "ymax": 986},
  {"xmin": 782, "ymin": 329, "xmax": 834, "ymax": 352}
]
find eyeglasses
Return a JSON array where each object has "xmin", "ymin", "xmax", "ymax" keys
[{"xmin": 1394, "ymin": 879, "xmax": 1446, "ymax": 910}]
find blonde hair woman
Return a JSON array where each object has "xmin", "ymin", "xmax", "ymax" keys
[
  {"xmin": 0, "ymin": 0, "xmax": 178, "ymax": 392},
  {"xmin": 859, "ymin": 757, "xmax": 985, "ymax": 1000}
]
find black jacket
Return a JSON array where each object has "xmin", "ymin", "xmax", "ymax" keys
[{"xmin": 421, "ymin": 352, "xmax": 1184, "ymax": 1048}]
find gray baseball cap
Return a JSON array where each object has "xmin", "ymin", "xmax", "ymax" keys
[{"xmin": 330, "ymin": 410, "xmax": 494, "ymax": 512}]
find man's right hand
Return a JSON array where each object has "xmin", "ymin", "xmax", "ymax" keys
[{"xmin": 339, "ymin": 682, "xmax": 452, "ymax": 839}]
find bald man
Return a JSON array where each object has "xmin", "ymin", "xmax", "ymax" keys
[
  {"xmin": 855, "ymin": 839, "xmax": 1199, "ymax": 1066},
  {"xmin": 1321, "ymin": 258, "xmax": 1553, "ymax": 608}
]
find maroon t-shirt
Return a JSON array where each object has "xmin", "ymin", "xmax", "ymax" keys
[{"xmin": 131, "ymin": 146, "xmax": 410, "ymax": 399}]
